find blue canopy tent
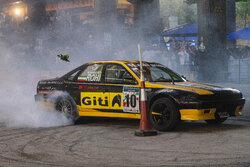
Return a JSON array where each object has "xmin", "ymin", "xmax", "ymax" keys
[
  {"xmin": 152, "ymin": 24, "xmax": 198, "ymax": 47},
  {"xmin": 227, "ymin": 26, "xmax": 250, "ymax": 40},
  {"xmin": 169, "ymin": 36, "xmax": 198, "ymax": 41},
  {"xmin": 162, "ymin": 24, "xmax": 198, "ymax": 37}
]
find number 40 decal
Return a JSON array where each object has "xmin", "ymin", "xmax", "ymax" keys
[{"xmin": 123, "ymin": 87, "xmax": 140, "ymax": 113}]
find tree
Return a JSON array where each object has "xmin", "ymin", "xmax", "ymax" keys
[
  {"xmin": 160, "ymin": 0, "xmax": 197, "ymax": 26},
  {"xmin": 236, "ymin": 0, "xmax": 250, "ymax": 28}
]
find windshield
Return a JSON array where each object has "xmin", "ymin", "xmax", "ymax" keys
[{"xmin": 126, "ymin": 62, "xmax": 185, "ymax": 82}]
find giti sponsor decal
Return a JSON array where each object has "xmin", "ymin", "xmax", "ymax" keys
[
  {"xmin": 81, "ymin": 92, "xmax": 123, "ymax": 110},
  {"xmin": 110, "ymin": 94, "xmax": 122, "ymax": 109}
]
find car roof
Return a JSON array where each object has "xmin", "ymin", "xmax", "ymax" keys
[{"xmin": 88, "ymin": 60, "xmax": 155, "ymax": 64}]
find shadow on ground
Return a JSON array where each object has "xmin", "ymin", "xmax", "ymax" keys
[
  {"xmin": 74, "ymin": 117, "xmax": 246, "ymax": 134},
  {"xmin": 175, "ymin": 121, "xmax": 246, "ymax": 133}
]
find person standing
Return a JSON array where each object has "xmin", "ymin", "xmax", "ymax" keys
[{"xmin": 170, "ymin": 37, "xmax": 180, "ymax": 71}]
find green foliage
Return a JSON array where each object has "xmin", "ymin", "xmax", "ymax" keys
[
  {"xmin": 236, "ymin": 0, "xmax": 250, "ymax": 28},
  {"xmin": 160, "ymin": 0, "xmax": 197, "ymax": 25},
  {"xmin": 159, "ymin": 0, "xmax": 249, "ymax": 29}
]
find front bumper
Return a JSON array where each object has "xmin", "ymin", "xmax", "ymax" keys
[{"xmin": 179, "ymin": 98, "xmax": 245, "ymax": 121}]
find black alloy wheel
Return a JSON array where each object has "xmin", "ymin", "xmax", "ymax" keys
[
  {"xmin": 55, "ymin": 96, "xmax": 79, "ymax": 123},
  {"xmin": 150, "ymin": 98, "xmax": 180, "ymax": 131}
]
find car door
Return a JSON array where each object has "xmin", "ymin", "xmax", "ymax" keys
[
  {"xmin": 64, "ymin": 63, "xmax": 109, "ymax": 112},
  {"xmin": 104, "ymin": 63, "xmax": 141, "ymax": 114},
  {"xmin": 76, "ymin": 63, "xmax": 109, "ymax": 112}
]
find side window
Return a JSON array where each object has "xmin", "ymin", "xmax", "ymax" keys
[
  {"xmin": 67, "ymin": 70, "xmax": 81, "ymax": 81},
  {"xmin": 77, "ymin": 64, "xmax": 104, "ymax": 82},
  {"xmin": 105, "ymin": 64, "xmax": 137, "ymax": 85},
  {"xmin": 150, "ymin": 66, "xmax": 172, "ymax": 81}
]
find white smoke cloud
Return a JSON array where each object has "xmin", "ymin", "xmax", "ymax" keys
[
  {"xmin": 0, "ymin": 41, "xmax": 72, "ymax": 128},
  {"xmin": 0, "ymin": 1, "xmax": 170, "ymax": 128}
]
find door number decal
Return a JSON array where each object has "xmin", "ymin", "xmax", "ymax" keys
[{"xmin": 123, "ymin": 87, "xmax": 140, "ymax": 113}]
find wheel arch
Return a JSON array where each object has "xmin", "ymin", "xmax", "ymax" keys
[
  {"xmin": 149, "ymin": 93, "xmax": 180, "ymax": 110},
  {"xmin": 149, "ymin": 95, "xmax": 181, "ymax": 131}
]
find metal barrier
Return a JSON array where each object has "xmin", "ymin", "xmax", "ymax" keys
[{"xmin": 228, "ymin": 58, "xmax": 250, "ymax": 83}]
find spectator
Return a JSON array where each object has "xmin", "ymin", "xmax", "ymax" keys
[
  {"xmin": 178, "ymin": 44, "xmax": 190, "ymax": 73},
  {"xmin": 170, "ymin": 37, "xmax": 180, "ymax": 53},
  {"xmin": 188, "ymin": 44, "xmax": 198, "ymax": 71}
]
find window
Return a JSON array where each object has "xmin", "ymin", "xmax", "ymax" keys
[
  {"xmin": 77, "ymin": 64, "xmax": 104, "ymax": 82},
  {"xmin": 105, "ymin": 64, "xmax": 136, "ymax": 84},
  {"xmin": 150, "ymin": 66, "xmax": 173, "ymax": 81},
  {"xmin": 126, "ymin": 63, "xmax": 184, "ymax": 82},
  {"xmin": 67, "ymin": 70, "xmax": 81, "ymax": 81}
]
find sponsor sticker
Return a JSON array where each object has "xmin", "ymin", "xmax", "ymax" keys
[
  {"xmin": 79, "ymin": 85, "xmax": 99, "ymax": 90},
  {"xmin": 87, "ymin": 71, "xmax": 102, "ymax": 82},
  {"xmin": 81, "ymin": 92, "xmax": 109, "ymax": 109},
  {"xmin": 123, "ymin": 87, "xmax": 140, "ymax": 113},
  {"xmin": 81, "ymin": 92, "xmax": 123, "ymax": 110}
]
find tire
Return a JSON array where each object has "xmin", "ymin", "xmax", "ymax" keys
[
  {"xmin": 55, "ymin": 96, "xmax": 79, "ymax": 123},
  {"xmin": 205, "ymin": 113, "xmax": 227, "ymax": 125},
  {"xmin": 150, "ymin": 98, "xmax": 180, "ymax": 131}
]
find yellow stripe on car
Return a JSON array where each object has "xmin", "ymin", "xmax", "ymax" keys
[
  {"xmin": 146, "ymin": 82, "xmax": 214, "ymax": 95},
  {"xmin": 179, "ymin": 108, "xmax": 216, "ymax": 120},
  {"xmin": 152, "ymin": 112, "xmax": 162, "ymax": 116},
  {"xmin": 77, "ymin": 106, "xmax": 141, "ymax": 119}
]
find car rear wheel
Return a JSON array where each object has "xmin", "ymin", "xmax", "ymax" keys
[
  {"xmin": 205, "ymin": 113, "xmax": 227, "ymax": 125},
  {"xmin": 55, "ymin": 96, "xmax": 79, "ymax": 123},
  {"xmin": 150, "ymin": 98, "xmax": 180, "ymax": 131}
]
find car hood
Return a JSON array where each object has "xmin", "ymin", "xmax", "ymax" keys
[
  {"xmin": 175, "ymin": 82, "xmax": 240, "ymax": 93},
  {"xmin": 145, "ymin": 81, "xmax": 241, "ymax": 96}
]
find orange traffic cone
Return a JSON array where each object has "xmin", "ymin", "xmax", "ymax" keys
[{"xmin": 135, "ymin": 44, "xmax": 157, "ymax": 137}]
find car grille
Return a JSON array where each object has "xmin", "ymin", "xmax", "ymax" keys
[{"xmin": 216, "ymin": 103, "xmax": 237, "ymax": 115}]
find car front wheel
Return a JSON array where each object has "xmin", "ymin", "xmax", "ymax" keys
[{"xmin": 150, "ymin": 98, "xmax": 180, "ymax": 131}]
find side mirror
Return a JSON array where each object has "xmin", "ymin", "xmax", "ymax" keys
[{"xmin": 181, "ymin": 75, "xmax": 188, "ymax": 81}]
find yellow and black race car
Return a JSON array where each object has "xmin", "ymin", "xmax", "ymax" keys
[{"xmin": 35, "ymin": 60, "xmax": 245, "ymax": 131}]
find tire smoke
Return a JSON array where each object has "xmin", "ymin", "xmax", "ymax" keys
[
  {"xmin": 0, "ymin": 1, "xmax": 164, "ymax": 128},
  {"xmin": 0, "ymin": 42, "xmax": 72, "ymax": 128}
]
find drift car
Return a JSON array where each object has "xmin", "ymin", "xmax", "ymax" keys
[{"xmin": 35, "ymin": 60, "xmax": 245, "ymax": 131}]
